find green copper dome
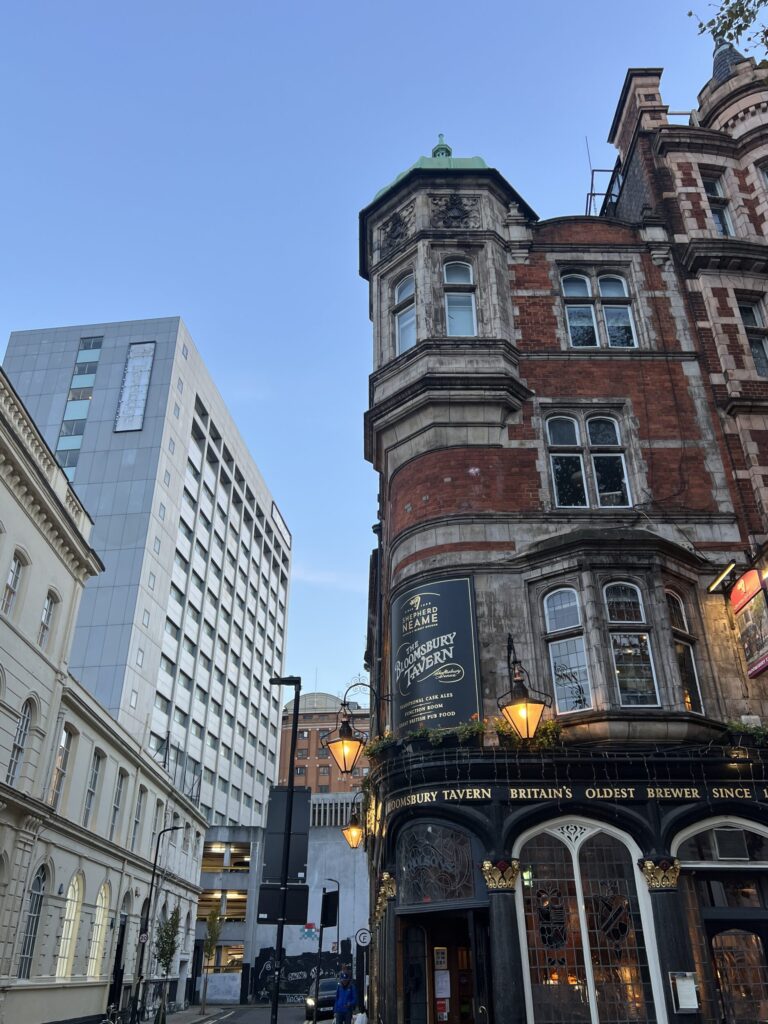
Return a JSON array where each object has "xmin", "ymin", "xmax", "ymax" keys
[{"xmin": 373, "ymin": 135, "xmax": 489, "ymax": 201}]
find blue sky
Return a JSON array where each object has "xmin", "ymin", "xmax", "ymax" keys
[{"xmin": 0, "ymin": 1, "xmax": 719, "ymax": 698}]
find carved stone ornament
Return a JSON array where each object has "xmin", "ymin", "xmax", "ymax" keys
[
  {"xmin": 380, "ymin": 202, "xmax": 415, "ymax": 259},
  {"xmin": 430, "ymin": 194, "xmax": 481, "ymax": 230},
  {"xmin": 482, "ymin": 859, "xmax": 520, "ymax": 891},
  {"xmin": 639, "ymin": 857, "xmax": 681, "ymax": 890},
  {"xmin": 373, "ymin": 871, "xmax": 397, "ymax": 922}
]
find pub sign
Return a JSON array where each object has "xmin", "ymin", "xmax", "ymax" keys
[
  {"xmin": 390, "ymin": 576, "xmax": 481, "ymax": 735},
  {"xmin": 730, "ymin": 569, "xmax": 768, "ymax": 678}
]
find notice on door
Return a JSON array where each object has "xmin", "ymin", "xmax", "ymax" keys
[{"xmin": 390, "ymin": 577, "xmax": 481, "ymax": 735}]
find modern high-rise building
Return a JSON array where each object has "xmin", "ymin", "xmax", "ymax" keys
[{"xmin": 3, "ymin": 317, "xmax": 291, "ymax": 829}]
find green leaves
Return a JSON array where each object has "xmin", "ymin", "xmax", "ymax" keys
[{"xmin": 689, "ymin": 0, "xmax": 768, "ymax": 55}]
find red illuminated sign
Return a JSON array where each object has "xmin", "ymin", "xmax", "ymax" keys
[{"xmin": 730, "ymin": 570, "xmax": 762, "ymax": 614}]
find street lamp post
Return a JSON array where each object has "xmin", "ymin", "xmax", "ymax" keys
[
  {"xmin": 325, "ymin": 878, "xmax": 340, "ymax": 967},
  {"xmin": 270, "ymin": 675, "xmax": 302, "ymax": 1024},
  {"xmin": 129, "ymin": 824, "xmax": 182, "ymax": 1024}
]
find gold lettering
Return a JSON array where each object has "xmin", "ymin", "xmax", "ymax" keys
[{"xmin": 712, "ymin": 787, "xmax": 753, "ymax": 799}]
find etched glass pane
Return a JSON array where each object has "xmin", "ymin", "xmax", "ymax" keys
[
  {"xmin": 665, "ymin": 592, "xmax": 687, "ymax": 632},
  {"xmin": 587, "ymin": 417, "xmax": 619, "ymax": 446},
  {"xmin": 605, "ymin": 306, "xmax": 636, "ymax": 347},
  {"xmin": 549, "ymin": 636, "xmax": 592, "ymax": 712},
  {"xmin": 605, "ymin": 584, "xmax": 644, "ymax": 623},
  {"xmin": 580, "ymin": 834, "xmax": 656, "ymax": 1023},
  {"xmin": 566, "ymin": 305, "xmax": 598, "ymax": 347},
  {"xmin": 750, "ymin": 338, "xmax": 768, "ymax": 378},
  {"xmin": 711, "ymin": 930, "xmax": 768, "ymax": 1023},
  {"xmin": 547, "ymin": 417, "xmax": 579, "ymax": 446},
  {"xmin": 397, "ymin": 823, "xmax": 474, "ymax": 905},
  {"xmin": 520, "ymin": 833, "xmax": 591, "ymax": 1022},
  {"xmin": 544, "ymin": 589, "xmax": 581, "ymax": 632},
  {"xmin": 446, "ymin": 292, "xmax": 476, "ymax": 336},
  {"xmin": 611, "ymin": 633, "xmax": 658, "ymax": 706},
  {"xmin": 593, "ymin": 455, "xmax": 630, "ymax": 506},
  {"xmin": 552, "ymin": 455, "xmax": 587, "ymax": 507}
]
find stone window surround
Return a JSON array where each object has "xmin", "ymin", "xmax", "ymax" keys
[
  {"xmin": 557, "ymin": 263, "xmax": 640, "ymax": 351},
  {"xmin": 529, "ymin": 567, "xmax": 707, "ymax": 717}
]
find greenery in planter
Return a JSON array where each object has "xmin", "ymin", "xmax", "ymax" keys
[
  {"xmin": 454, "ymin": 714, "xmax": 488, "ymax": 744},
  {"xmin": 725, "ymin": 720, "xmax": 768, "ymax": 747},
  {"xmin": 493, "ymin": 716, "xmax": 563, "ymax": 749},
  {"xmin": 364, "ymin": 731, "xmax": 397, "ymax": 758}
]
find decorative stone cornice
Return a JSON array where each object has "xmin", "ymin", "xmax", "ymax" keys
[
  {"xmin": 678, "ymin": 238, "xmax": 768, "ymax": 276},
  {"xmin": 0, "ymin": 372, "xmax": 103, "ymax": 583},
  {"xmin": 481, "ymin": 859, "xmax": 520, "ymax": 891},
  {"xmin": 639, "ymin": 857, "xmax": 681, "ymax": 890}
]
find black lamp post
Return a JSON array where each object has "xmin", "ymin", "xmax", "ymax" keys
[
  {"xmin": 269, "ymin": 675, "xmax": 302, "ymax": 1024},
  {"xmin": 129, "ymin": 824, "xmax": 182, "ymax": 1024}
]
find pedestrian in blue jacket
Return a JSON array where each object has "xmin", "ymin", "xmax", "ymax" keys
[{"xmin": 334, "ymin": 972, "xmax": 357, "ymax": 1024}]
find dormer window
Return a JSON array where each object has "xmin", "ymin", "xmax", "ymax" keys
[
  {"xmin": 444, "ymin": 262, "xmax": 477, "ymax": 337},
  {"xmin": 394, "ymin": 274, "xmax": 416, "ymax": 354}
]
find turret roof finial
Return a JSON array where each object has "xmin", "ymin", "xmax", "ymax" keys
[
  {"xmin": 712, "ymin": 34, "xmax": 748, "ymax": 83},
  {"xmin": 432, "ymin": 134, "xmax": 452, "ymax": 159}
]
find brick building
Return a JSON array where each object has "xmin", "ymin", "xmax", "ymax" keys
[
  {"xmin": 278, "ymin": 692, "xmax": 370, "ymax": 794},
  {"xmin": 360, "ymin": 44, "xmax": 768, "ymax": 1024}
]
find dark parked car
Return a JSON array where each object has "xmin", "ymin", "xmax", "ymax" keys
[{"xmin": 305, "ymin": 977, "xmax": 338, "ymax": 1021}]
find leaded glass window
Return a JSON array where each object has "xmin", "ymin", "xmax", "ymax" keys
[
  {"xmin": 544, "ymin": 589, "xmax": 592, "ymax": 713},
  {"xmin": 605, "ymin": 584, "xmax": 659, "ymax": 708},
  {"xmin": 397, "ymin": 823, "xmax": 475, "ymax": 905},
  {"xmin": 520, "ymin": 827, "xmax": 657, "ymax": 1024}
]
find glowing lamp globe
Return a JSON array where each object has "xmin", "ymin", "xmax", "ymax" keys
[
  {"xmin": 326, "ymin": 718, "xmax": 364, "ymax": 774},
  {"xmin": 500, "ymin": 695, "xmax": 546, "ymax": 741},
  {"xmin": 342, "ymin": 811, "xmax": 364, "ymax": 849}
]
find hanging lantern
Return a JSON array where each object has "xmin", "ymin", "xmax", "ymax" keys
[
  {"xmin": 497, "ymin": 634, "xmax": 552, "ymax": 741},
  {"xmin": 342, "ymin": 810, "xmax": 364, "ymax": 849},
  {"xmin": 323, "ymin": 710, "xmax": 365, "ymax": 774}
]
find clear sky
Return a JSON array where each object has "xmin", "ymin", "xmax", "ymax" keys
[{"xmin": 0, "ymin": 1, "xmax": 721, "ymax": 698}]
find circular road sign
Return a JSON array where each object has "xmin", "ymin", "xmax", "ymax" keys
[{"xmin": 355, "ymin": 929, "xmax": 371, "ymax": 947}]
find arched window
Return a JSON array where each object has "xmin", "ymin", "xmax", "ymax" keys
[
  {"xmin": 547, "ymin": 414, "xmax": 630, "ymax": 509},
  {"xmin": 666, "ymin": 591, "xmax": 704, "ymax": 714},
  {"xmin": 518, "ymin": 824, "xmax": 656, "ymax": 1022},
  {"xmin": 396, "ymin": 823, "xmax": 475, "ymax": 905},
  {"xmin": 131, "ymin": 785, "xmax": 146, "ymax": 852},
  {"xmin": 444, "ymin": 261, "xmax": 477, "ymax": 337},
  {"xmin": 109, "ymin": 770, "xmax": 127, "ymax": 843},
  {"xmin": 182, "ymin": 822, "xmax": 191, "ymax": 852},
  {"xmin": 38, "ymin": 590, "xmax": 59, "ymax": 649},
  {"xmin": 562, "ymin": 272, "xmax": 637, "ymax": 349},
  {"xmin": 56, "ymin": 872, "xmax": 84, "ymax": 977},
  {"xmin": 2, "ymin": 551, "xmax": 27, "ymax": 616},
  {"xmin": 18, "ymin": 864, "xmax": 47, "ymax": 978},
  {"xmin": 394, "ymin": 273, "xmax": 416, "ymax": 354},
  {"xmin": 83, "ymin": 749, "xmax": 104, "ymax": 828},
  {"xmin": 87, "ymin": 882, "xmax": 110, "ymax": 976},
  {"xmin": 543, "ymin": 588, "xmax": 592, "ymax": 713},
  {"xmin": 48, "ymin": 725, "xmax": 74, "ymax": 809},
  {"xmin": 604, "ymin": 583, "xmax": 658, "ymax": 707},
  {"xmin": 7, "ymin": 699, "xmax": 32, "ymax": 785},
  {"xmin": 151, "ymin": 799, "xmax": 164, "ymax": 851}
]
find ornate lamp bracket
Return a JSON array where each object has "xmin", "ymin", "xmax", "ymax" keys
[
  {"xmin": 373, "ymin": 871, "xmax": 397, "ymax": 923},
  {"xmin": 639, "ymin": 857, "xmax": 681, "ymax": 890},
  {"xmin": 481, "ymin": 859, "xmax": 521, "ymax": 891}
]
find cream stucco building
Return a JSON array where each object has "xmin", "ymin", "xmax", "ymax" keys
[{"xmin": 0, "ymin": 367, "xmax": 207, "ymax": 1024}]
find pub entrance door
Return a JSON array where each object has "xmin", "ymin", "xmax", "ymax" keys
[{"xmin": 400, "ymin": 911, "xmax": 491, "ymax": 1024}]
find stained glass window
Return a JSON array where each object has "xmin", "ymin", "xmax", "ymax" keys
[{"xmin": 397, "ymin": 823, "xmax": 475, "ymax": 905}]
